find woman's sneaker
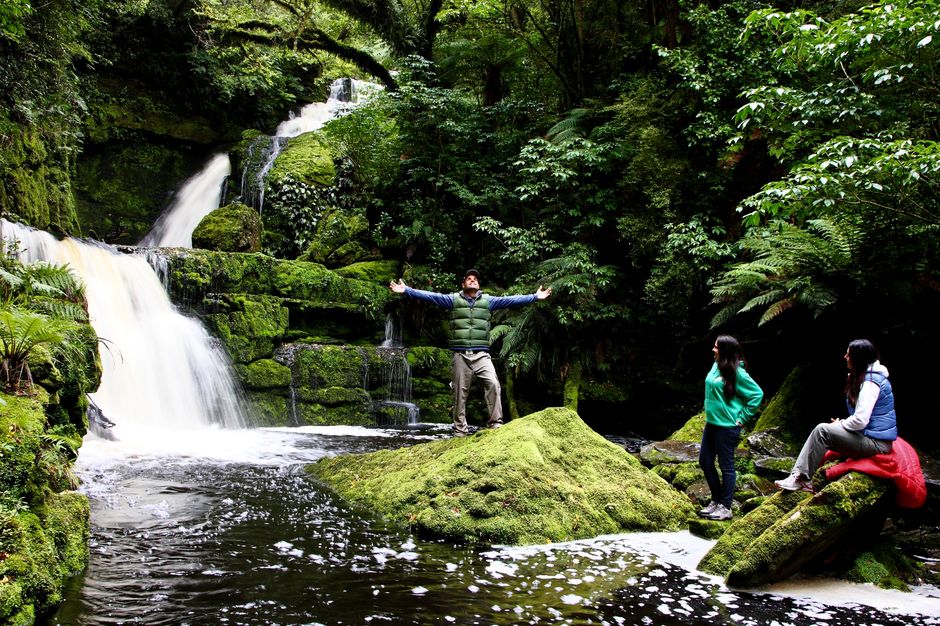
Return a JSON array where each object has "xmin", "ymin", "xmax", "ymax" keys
[
  {"xmin": 774, "ymin": 473, "xmax": 813, "ymax": 492},
  {"xmin": 698, "ymin": 501, "xmax": 718, "ymax": 518},
  {"xmin": 707, "ymin": 504, "xmax": 733, "ymax": 521}
]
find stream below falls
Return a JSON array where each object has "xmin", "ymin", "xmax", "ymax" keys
[{"xmin": 43, "ymin": 426, "xmax": 940, "ymax": 626}]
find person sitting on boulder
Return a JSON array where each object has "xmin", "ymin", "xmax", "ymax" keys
[
  {"xmin": 389, "ymin": 269, "xmax": 551, "ymax": 436},
  {"xmin": 699, "ymin": 335, "xmax": 764, "ymax": 521},
  {"xmin": 776, "ymin": 338, "xmax": 896, "ymax": 492}
]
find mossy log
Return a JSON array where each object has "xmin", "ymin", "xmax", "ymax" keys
[
  {"xmin": 308, "ymin": 407, "xmax": 694, "ymax": 545},
  {"xmin": 698, "ymin": 472, "xmax": 891, "ymax": 586}
]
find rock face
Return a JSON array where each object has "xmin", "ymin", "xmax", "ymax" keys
[
  {"xmin": 164, "ymin": 249, "xmax": 454, "ymax": 425},
  {"xmin": 308, "ymin": 407, "xmax": 695, "ymax": 545},
  {"xmin": 0, "ymin": 320, "xmax": 101, "ymax": 624},
  {"xmin": 698, "ymin": 472, "xmax": 891, "ymax": 586}
]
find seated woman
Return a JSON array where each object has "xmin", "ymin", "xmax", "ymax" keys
[{"xmin": 775, "ymin": 339, "xmax": 897, "ymax": 492}]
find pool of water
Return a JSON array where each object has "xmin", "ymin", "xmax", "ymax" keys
[{"xmin": 43, "ymin": 426, "xmax": 940, "ymax": 625}]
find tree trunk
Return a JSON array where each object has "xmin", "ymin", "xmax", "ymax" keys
[
  {"xmin": 562, "ymin": 361, "xmax": 582, "ymax": 412},
  {"xmin": 506, "ymin": 366, "xmax": 521, "ymax": 421}
]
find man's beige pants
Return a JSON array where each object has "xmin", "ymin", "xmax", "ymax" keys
[{"xmin": 452, "ymin": 351, "xmax": 502, "ymax": 434}]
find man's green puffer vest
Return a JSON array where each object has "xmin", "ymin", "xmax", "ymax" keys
[{"xmin": 449, "ymin": 292, "xmax": 491, "ymax": 349}]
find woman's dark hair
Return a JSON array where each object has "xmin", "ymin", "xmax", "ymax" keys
[
  {"xmin": 845, "ymin": 338, "xmax": 879, "ymax": 405},
  {"xmin": 715, "ymin": 335, "xmax": 742, "ymax": 400}
]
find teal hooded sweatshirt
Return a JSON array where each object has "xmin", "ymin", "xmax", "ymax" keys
[{"xmin": 704, "ymin": 362, "xmax": 764, "ymax": 428}]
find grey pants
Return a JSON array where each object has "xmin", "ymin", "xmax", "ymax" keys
[
  {"xmin": 793, "ymin": 421, "xmax": 893, "ymax": 479},
  {"xmin": 452, "ymin": 351, "xmax": 502, "ymax": 433}
]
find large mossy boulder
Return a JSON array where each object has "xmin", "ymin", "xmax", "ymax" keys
[
  {"xmin": 750, "ymin": 365, "xmax": 834, "ymax": 455},
  {"xmin": 698, "ymin": 472, "xmax": 892, "ymax": 586},
  {"xmin": 192, "ymin": 203, "xmax": 262, "ymax": 253},
  {"xmin": 308, "ymin": 407, "xmax": 695, "ymax": 545}
]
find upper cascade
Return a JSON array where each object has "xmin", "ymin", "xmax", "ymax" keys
[{"xmin": 1, "ymin": 219, "xmax": 248, "ymax": 440}]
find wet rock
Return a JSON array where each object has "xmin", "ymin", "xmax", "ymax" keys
[
  {"xmin": 640, "ymin": 440, "xmax": 700, "ymax": 466},
  {"xmin": 698, "ymin": 472, "xmax": 891, "ymax": 586},
  {"xmin": 308, "ymin": 407, "xmax": 695, "ymax": 545}
]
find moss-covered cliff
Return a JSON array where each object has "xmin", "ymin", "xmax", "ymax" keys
[{"xmin": 0, "ymin": 319, "xmax": 101, "ymax": 624}]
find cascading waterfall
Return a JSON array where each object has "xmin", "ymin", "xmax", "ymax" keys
[
  {"xmin": 376, "ymin": 313, "xmax": 420, "ymax": 425},
  {"xmin": 244, "ymin": 77, "xmax": 381, "ymax": 213},
  {"xmin": 1, "ymin": 219, "xmax": 248, "ymax": 441},
  {"xmin": 139, "ymin": 153, "xmax": 232, "ymax": 248}
]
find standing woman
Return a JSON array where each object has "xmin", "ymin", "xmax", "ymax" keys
[
  {"xmin": 775, "ymin": 339, "xmax": 895, "ymax": 492},
  {"xmin": 699, "ymin": 335, "xmax": 764, "ymax": 521}
]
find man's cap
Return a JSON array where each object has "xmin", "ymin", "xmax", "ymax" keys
[{"xmin": 464, "ymin": 269, "xmax": 481, "ymax": 281}]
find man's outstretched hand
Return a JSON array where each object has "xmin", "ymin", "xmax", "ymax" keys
[
  {"xmin": 536, "ymin": 285, "xmax": 552, "ymax": 300},
  {"xmin": 389, "ymin": 279, "xmax": 407, "ymax": 294}
]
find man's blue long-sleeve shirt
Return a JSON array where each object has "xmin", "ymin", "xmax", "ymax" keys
[{"xmin": 403, "ymin": 287, "xmax": 537, "ymax": 310}]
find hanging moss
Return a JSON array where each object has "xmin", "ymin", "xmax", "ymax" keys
[
  {"xmin": 267, "ymin": 133, "xmax": 335, "ymax": 188},
  {"xmin": 308, "ymin": 407, "xmax": 695, "ymax": 545}
]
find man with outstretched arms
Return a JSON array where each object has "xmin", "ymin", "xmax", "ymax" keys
[{"xmin": 389, "ymin": 269, "xmax": 552, "ymax": 436}]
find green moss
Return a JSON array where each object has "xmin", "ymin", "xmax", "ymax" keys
[
  {"xmin": 205, "ymin": 295, "xmax": 289, "ymax": 363},
  {"xmin": 237, "ymin": 359, "xmax": 292, "ymax": 389},
  {"xmin": 245, "ymin": 391, "xmax": 292, "ymax": 427},
  {"xmin": 699, "ymin": 473, "xmax": 892, "ymax": 586},
  {"xmin": 335, "ymin": 260, "xmax": 400, "ymax": 284},
  {"xmin": 300, "ymin": 209, "xmax": 377, "ymax": 267},
  {"xmin": 668, "ymin": 412, "xmax": 706, "ymax": 442},
  {"xmin": 73, "ymin": 141, "xmax": 198, "ymax": 243},
  {"xmin": 268, "ymin": 133, "xmax": 335, "ymax": 187},
  {"xmin": 308, "ymin": 407, "xmax": 694, "ymax": 545},
  {"xmin": 192, "ymin": 203, "xmax": 262, "ymax": 253},
  {"xmin": 752, "ymin": 366, "xmax": 831, "ymax": 455},
  {"xmin": 295, "ymin": 345, "xmax": 366, "ymax": 389}
]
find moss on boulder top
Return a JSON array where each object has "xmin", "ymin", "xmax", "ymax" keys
[
  {"xmin": 308, "ymin": 407, "xmax": 694, "ymax": 545},
  {"xmin": 192, "ymin": 203, "xmax": 262, "ymax": 253},
  {"xmin": 268, "ymin": 133, "xmax": 335, "ymax": 188}
]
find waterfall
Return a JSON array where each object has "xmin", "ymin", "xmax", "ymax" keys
[
  {"xmin": 244, "ymin": 78, "xmax": 382, "ymax": 213},
  {"xmin": 375, "ymin": 313, "xmax": 419, "ymax": 425},
  {"xmin": 1, "ymin": 220, "xmax": 248, "ymax": 440},
  {"xmin": 139, "ymin": 153, "xmax": 231, "ymax": 248}
]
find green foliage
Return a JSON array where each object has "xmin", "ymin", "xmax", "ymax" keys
[
  {"xmin": 716, "ymin": 1, "xmax": 940, "ymax": 329},
  {"xmin": 0, "ymin": 309, "xmax": 68, "ymax": 392},
  {"xmin": 0, "ymin": 0, "xmax": 31, "ymax": 43}
]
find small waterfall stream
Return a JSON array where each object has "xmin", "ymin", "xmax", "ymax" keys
[{"xmin": 375, "ymin": 313, "xmax": 420, "ymax": 425}]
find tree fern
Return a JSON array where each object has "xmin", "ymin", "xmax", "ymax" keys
[{"xmin": 711, "ymin": 217, "xmax": 861, "ymax": 328}]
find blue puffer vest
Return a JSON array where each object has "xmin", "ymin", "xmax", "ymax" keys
[{"xmin": 846, "ymin": 371, "xmax": 897, "ymax": 441}]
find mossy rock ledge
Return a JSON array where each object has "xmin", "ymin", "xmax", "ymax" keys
[
  {"xmin": 698, "ymin": 472, "xmax": 892, "ymax": 587},
  {"xmin": 307, "ymin": 407, "xmax": 695, "ymax": 545}
]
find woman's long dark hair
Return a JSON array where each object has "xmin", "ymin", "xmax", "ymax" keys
[
  {"xmin": 715, "ymin": 335, "xmax": 742, "ymax": 400},
  {"xmin": 845, "ymin": 338, "xmax": 879, "ymax": 405}
]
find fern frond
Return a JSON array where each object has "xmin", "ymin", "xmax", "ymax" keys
[{"xmin": 758, "ymin": 296, "xmax": 798, "ymax": 325}]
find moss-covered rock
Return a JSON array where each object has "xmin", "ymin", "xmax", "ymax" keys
[
  {"xmin": 336, "ymin": 260, "xmax": 400, "ymax": 284},
  {"xmin": 300, "ymin": 209, "xmax": 377, "ymax": 267},
  {"xmin": 236, "ymin": 359, "xmax": 292, "ymax": 389},
  {"xmin": 667, "ymin": 411, "xmax": 706, "ymax": 442},
  {"xmin": 698, "ymin": 473, "xmax": 892, "ymax": 586},
  {"xmin": 204, "ymin": 294, "xmax": 290, "ymax": 363},
  {"xmin": 268, "ymin": 133, "xmax": 335, "ymax": 188},
  {"xmin": 308, "ymin": 407, "xmax": 695, "ymax": 545},
  {"xmin": 751, "ymin": 366, "xmax": 833, "ymax": 455},
  {"xmin": 192, "ymin": 203, "xmax": 262, "ymax": 253}
]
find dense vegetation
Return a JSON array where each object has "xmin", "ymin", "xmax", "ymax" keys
[{"xmin": 2, "ymin": 0, "xmax": 938, "ymax": 442}]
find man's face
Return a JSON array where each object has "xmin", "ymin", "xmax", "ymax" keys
[{"xmin": 462, "ymin": 274, "xmax": 480, "ymax": 291}]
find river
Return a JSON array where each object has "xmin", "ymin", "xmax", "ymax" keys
[{"xmin": 42, "ymin": 425, "xmax": 940, "ymax": 626}]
